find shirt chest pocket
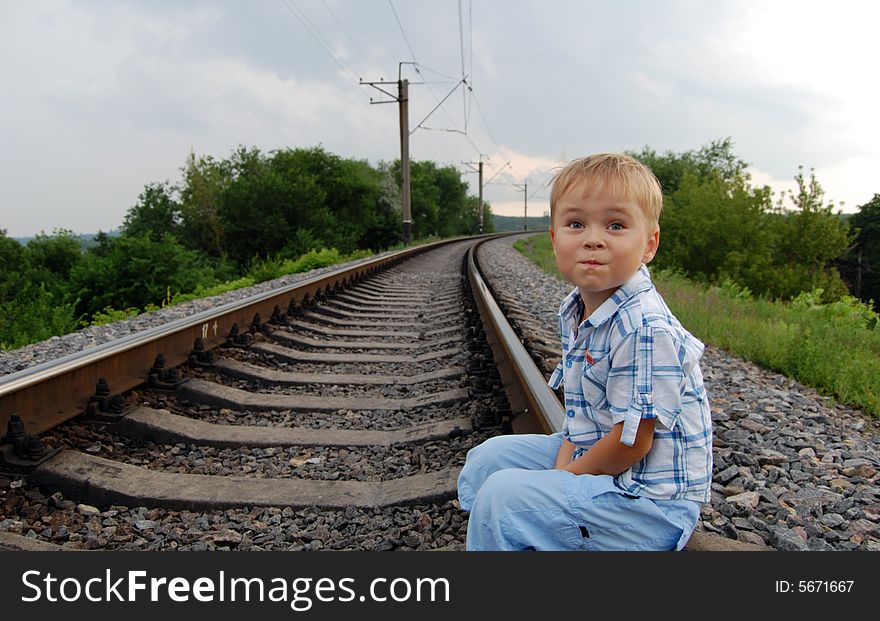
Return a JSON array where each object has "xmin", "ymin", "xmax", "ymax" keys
[{"xmin": 580, "ymin": 353, "xmax": 611, "ymax": 410}]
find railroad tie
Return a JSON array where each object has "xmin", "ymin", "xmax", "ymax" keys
[
  {"xmin": 31, "ymin": 451, "xmax": 461, "ymax": 511},
  {"xmin": 214, "ymin": 358, "xmax": 464, "ymax": 386},
  {"xmin": 176, "ymin": 378, "xmax": 468, "ymax": 412},
  {"xmin": 115, "ymin": 406, "xmax": 473, "ymax": 448}
]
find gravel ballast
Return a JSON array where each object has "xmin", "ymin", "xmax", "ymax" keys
[
  {"xmin": 3, "ymin": 235, "xmax": 877, "ymax": 551},
  {"xmin": 476, "ymin": 234, "xmax": 880, "ymax": 551}
]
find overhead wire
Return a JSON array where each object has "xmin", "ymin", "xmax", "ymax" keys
[
  {"xmin": 273, "ymin": 0, "xmax": 466, "ymax": 170},
  {"xmin": 387, "ymin": 1, "xmax": 472, "ymax": 149},
  {"xmin": 279, "ymin": 0, "xmax": 360, "ymax": 84},
  {"xmin": 468, "ymin": 0, "xmax": 473, "ymax": 90},
  {"xmin": 411, "ymin": 64, "xmax": 460, "ymax": 81},
  {"xmin": 385, "ymin": 0, "xmax": 508, "ymax": 173},
  {"xmin": 528, "ymin": 174, "xmax": 551, "ymax": 200},
  {"xmin": 285, "ymin": 0, "xmax": 506, "ymax": 186},
  {"xmin": 321, "ymin": 0, "xmax": 372, "ymax": 69},
  {"xmin": 469, "ymin": 90, "xmax": 504, "ymax": 158},
  {"xmin": 411, "ymin": 80, "xmax": 466, "ymax": 134},
  {"xmin": 388, "ymin": 0, "xmax": 419, "ymax": 63},
  {"xmin": 458, "ymin": 0, "xmax": 468, "ymax": 130}
]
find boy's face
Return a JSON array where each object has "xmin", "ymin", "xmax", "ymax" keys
[{"xmin": 550, "ymin": 184, "xmax": 659, "ymax": 314}]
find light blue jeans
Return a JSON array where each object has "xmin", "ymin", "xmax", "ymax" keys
[{"xmin": 457, "ymin": 433, "xmax": 701, "ymax": 551}]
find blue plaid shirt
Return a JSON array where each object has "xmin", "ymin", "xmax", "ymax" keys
[{"xmin": 548, "ymin": 265, "xmax": 713, "ymax": 502}]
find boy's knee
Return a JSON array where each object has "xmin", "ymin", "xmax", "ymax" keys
[
  {"xmin": 470, "ymin": 434, "xmax": 509, "ymax": 455},
  {"xmin": 475, "ymin": 469, "xmax": 524, "ymax": 510},
  {"xmin": 463, "ymin": 435, "xmax": 507, "ymax": 469}
]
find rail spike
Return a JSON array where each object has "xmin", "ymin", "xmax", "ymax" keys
[
  {"xmin": 287, "ymin": 298, "xmax": 304, "ymax": 318},
  {"xmin": 147, "ymin": 353, "xmax": 183, "ymax": 391},
  {"xmin": 189, "ymin": 337, "xmax": 215, "ymax": 367},
  {"xmin": 0, "ymin": 414, "xmax": 60, "ymax": 474},
  {"xmin": 226, "ymin": 323, "xmax": 252, "ymax": 347},
  {"xmin": 85, "ymin": 378, "xmax": 128, "ymax": 422},
  {"xmin": 269, "ymin": 304, "xmax": 289, "ymax": 326},
  {"xmin": 249, "ymin": 313, "xmax": 270, "ymax": 335}
]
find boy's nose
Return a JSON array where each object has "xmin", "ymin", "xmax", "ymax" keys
[{"xmin": 582, "ymin": 234, "xmax": 606, "ymax": 249}]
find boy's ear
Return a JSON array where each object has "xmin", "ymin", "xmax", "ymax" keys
[
  {"xmin": 549, "ymin": 225, "xmax": 557, "ymax": 252},
  {"xmin": 642, "ymin": 228, "xmax": 660, "ymax": 264}
]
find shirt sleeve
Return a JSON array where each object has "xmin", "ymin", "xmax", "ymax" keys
[{"xmin": 606, "ymin": 326, "xmax": 684, "ymax": 446}]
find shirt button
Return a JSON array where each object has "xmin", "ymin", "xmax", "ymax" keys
[
  {"xmin": 566, "ymin": 409, "xmax": 575, "ymax": 418},
  {"xmin": 565, "ymin": 359, "xmax": 573, "ymax": 368}
]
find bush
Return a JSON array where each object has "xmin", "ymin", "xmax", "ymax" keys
[
  {"xmin": 172, "ymin": 277, "xmax": 257, "ymax": 305},
  {"xmin": 68, "ymin": 233, "xmax": 217, "ymax": 319},
  {"xmin": 0, "ymin": 284, "xmax": 79, "ymax": 350},
  {"xmin": 87, "ymin": 306, "xmax": 142, "ymax": 327}
]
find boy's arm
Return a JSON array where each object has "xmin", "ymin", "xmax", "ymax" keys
[
  {"xmin": 553, "ymin": 438, "xmax": 577, "ymax": 469},
  {"xmin": 561, "ymin": 419, "xmax": 656, "ymax": 476}
]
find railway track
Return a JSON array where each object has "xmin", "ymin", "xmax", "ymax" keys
[
  {"xmin": 0, "ymin": 235, "xmax": 559, "ymax": 551},
  {"xmin": 0, "ymin": 234, "xmax": 759, "ymax": 551}
]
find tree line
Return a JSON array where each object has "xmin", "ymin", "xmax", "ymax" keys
[
  {"xmin": 627, "ymin": 139, "xmax": 878, "ymax": 307},
  {"xmin": 0, "ymin": 146, "xmax": 492, "ymax": 350},
  {"xmin": 2, "ymin": 139, "xmax": 878, "ymax": 352}
]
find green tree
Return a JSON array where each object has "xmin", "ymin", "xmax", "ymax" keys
[
  {"xmin": 280, "ymin": 147, "xmax": 384, "ymax": 254},
  {"xmin": 217, "ymin": 147, "xmax": 325, "ymax": 266},
  {"xmin": 122, "ymin": 182, "xmax": 183, "ymax": 240},
  {"xmin": 658, "ymin": 170, "xmax": 775, "ymax": 293},
  {"xmin": 366, "ymin": 166, "xmax": 405, "ymax": 248},
  {"xmin": 391, "ymin": 159, "xmax": 476, "ymax": 239},
  {"xmin": 0, "ymin": 228, "xmax": 25, "ymax": 302},
  {"xmin": 770, "ymin": 167, "xmax": 851, "ymax": 300},
  {"xmin": 23, "ymin": 229, "xmax": 83, "ymax": 295},
  {"xmin": 628, "ymin": 138, "xmax": 748, "ymax": 195},
  {"xmin": 68, "ymin": 233, "xmax": 216, "ymax": 319},
  {"xmin": 178, "ymin": 151, "xmax": 230, "ymax": 257},
  {"xmin": 0, "ymin": 229, "xmax": 78, "ymax": 349},
  {"xmin": 847, "ymin": 193, "xmax": 880, "ymax": 308}
]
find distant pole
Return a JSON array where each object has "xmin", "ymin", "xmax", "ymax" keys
[
  {"xmin": 514, "ymin": 179, "xmax": 528, "ymax": 231},
  {"xmin": 478, "ymin": 160, "xmax": 484, "ymax": 234},
  {"xmin": 398, "ymin": 78, "xmax": 412, "ymax": 244},
  {"xmin": 360, "ymin": 66, "xmax": 414, "ymax": 245},
  {"xmin": 463, "ymin": 156, "xmax": 485, "ymax": 234}
]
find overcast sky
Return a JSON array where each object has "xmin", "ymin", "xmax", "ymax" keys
[{"xmin": 2, "ymin": 0, "xmax": 879, "ymax": 238}]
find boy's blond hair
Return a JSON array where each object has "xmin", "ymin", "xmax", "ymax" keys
[{"xmin": 549, "ymin": 153, "xmax": 663, "ymax": 230}]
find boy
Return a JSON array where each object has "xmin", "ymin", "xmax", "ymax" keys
[{"xmin": 457, "ymin": 153, "xmax": 713, "ymax": 551}]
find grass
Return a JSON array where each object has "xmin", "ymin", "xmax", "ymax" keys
[{"xmin": 514, "ymin": 233, "xmax": 880, "ymax": 419}]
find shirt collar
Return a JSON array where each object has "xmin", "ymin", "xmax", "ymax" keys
[{"xmin": 557, "ymin": 264, "xmax": 654, "ymax": 329}]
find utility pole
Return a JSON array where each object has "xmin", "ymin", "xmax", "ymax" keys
[
  {"xmin": 462, "ymin": 156, "xmax": 484, "ymax": 234},
  {"xmin": 514, "ymin": 179, "xmax": 528, "ymax": 231},
  {"xmin": 360, "ymin": 64, "xmax": 413, "ymax": 245},
  {"xmin": 398, "ymin": 78, "xmax": 411, "ymax": 244}
]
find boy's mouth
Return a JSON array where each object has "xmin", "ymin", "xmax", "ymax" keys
[{"xmin": 580, "ymin": 259, "xmax": 604, "ymax": 266}]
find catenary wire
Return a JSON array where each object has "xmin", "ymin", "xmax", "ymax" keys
[{"xmin": 279, "ymin": 0, "xmax": 360, "ymax": 83}]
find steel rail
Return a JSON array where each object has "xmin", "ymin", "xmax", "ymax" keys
[
  {"xmin": 467, "ymin": 240, "xmax": 565, "ymax": 434},
  {"xmin": 0, "ymin": 235, "xmax": 502, "ymax": 437}
]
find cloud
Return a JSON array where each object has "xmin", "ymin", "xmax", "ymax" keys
[{"xmin": 3, "ymin": 0, "xmax": 879, "ymax": 235}]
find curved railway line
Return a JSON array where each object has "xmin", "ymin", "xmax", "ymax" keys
[
  {"xmin": 0, "ymin": 236, "xmax": 550, "ymax": 551},
  {"xmin": 1, "ymin": 235, "xmax": 754, "ymax": 551}
]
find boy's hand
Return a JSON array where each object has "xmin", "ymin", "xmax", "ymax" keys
[{"xmin": 563, "ymin": 419, "xmax": 656, "ymax": 476}]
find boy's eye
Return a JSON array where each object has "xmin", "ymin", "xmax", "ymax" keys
[
  {"xmin": 608, "ymin": 222, "xmax": 624, "ymax": 231},
  {"xmin": 566, "ymin": 221, "xmax": 584, "ymax": 230}
]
